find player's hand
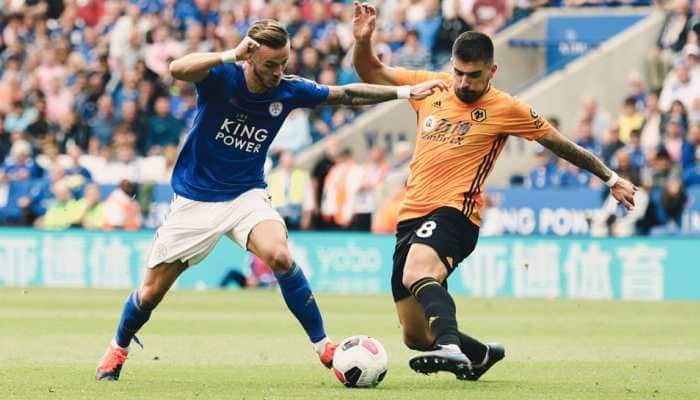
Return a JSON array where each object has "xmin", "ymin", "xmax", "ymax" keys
[
  {"xmin": 409, "ymin": 79, "xmax": 449, "ymax": 100},
  {"xmin": 233, "ymin": 36, "xmax": 261, "ymax": 61},
  {"xmin": 610, "ymin": 177, "xmax": 637, "ymax": 210},
  {"xmin": 353, "ymin": 1, "xmax": 377, "ymax": 43}
]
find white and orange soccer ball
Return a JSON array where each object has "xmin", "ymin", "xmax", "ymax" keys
[{"xmin": 332, "ymin": 335, "xmax": 388, "ymax": 388}]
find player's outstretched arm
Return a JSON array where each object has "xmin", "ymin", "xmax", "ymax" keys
[
  {"xmin": 169, "ymin": 37, "xmax": 260, "ymax": 83},
  {"xmin": 324, "ymin": 79, "xmax": 448, "ymax": 106},
  {"xmin": 352, "ymin": 1, "xmax": 402, "ymax": 85},
  {"xmin": 536, "ymin": 129, "xmax": 638, "ymax": 209}
]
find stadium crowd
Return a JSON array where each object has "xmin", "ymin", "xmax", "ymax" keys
[
  {"xmin": 522, "ymin": 0, "xmax": 700, "ymax": 236},
  {"xmin": 0, "ymin": 0, "xmax": 696, "ymax": 236},
  {"xmin": 0, "ymin": 0, "xmax": 525, "ymax": 229}
]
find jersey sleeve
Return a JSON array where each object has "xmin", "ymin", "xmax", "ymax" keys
[
  {"xmin": 290, "ymin": 77, "xmax": 330, "ymax": 108},
  {"xmin": 194, "ymin": 63, "xmax": 231, "ymax": 100},
  {"xmin": 503, "ymin": 97, "xmax": 552, "ymax": 141},
  {"xmin": 391, "ymin": 68, "xmax": 444, "ymax": 86}
]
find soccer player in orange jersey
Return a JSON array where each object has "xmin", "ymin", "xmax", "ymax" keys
[{"xmin": 352, "ymin": 2, "xmax": 638, "ymax": 380}]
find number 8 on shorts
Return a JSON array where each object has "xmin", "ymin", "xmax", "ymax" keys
[{"xmin": 416, "ymin": 221, "xmax": 437, "ymax": 238}]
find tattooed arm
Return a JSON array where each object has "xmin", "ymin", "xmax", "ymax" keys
[
  {"xmin": 323, "ymin": 80, "xmax": 448, "ymax": 106},
  {"xmin": 537, "ymin": 129, "xmax": 612, "ymax": 181},
  {"xmin": 536, "ymin": 128, "xmax": 638, "ymax": 209}
]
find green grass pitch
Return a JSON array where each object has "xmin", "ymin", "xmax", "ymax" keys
[{"xmin": 1, "ymin": 288, "xmax": 699, "ymax": 400}]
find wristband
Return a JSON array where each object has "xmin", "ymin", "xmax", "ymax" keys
[
  {"xmin": 396, "ymin": 86, "xmax": 411, "ymax": 99},
  {"xmin": 604, "ymin": 171, "xmax": 619, "ymax": 188},
  {"xmin": 220, "ymin": 49, "xmax": 238, "ymax": 64}
]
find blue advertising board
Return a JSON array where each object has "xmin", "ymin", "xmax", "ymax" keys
[
  {"xmin": 482, "ymin": 187, "xmax": 700, "ymax": 236},
  {"xmin": 1, "ymin": 229, "xmax": 698, "ymax": 301},
  {"xmin": 546, "ymin": 15, "xmax": 646, "ymax": 73}
]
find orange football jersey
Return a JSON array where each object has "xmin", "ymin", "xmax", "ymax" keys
[{"xmin": 393, "ymin": 68, "xmax": 552, "ymax": 225}]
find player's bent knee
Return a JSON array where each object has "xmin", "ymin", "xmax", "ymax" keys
[
  {"xmin": 263, "ymin": 245, "xmax": 292, "ymax": 273},
  {"xmin": 402, "ymin": 266, "xmax": 436, "ymax": 291}
]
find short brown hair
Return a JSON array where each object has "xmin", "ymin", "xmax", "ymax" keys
[
  {"xmin": 247, "ymin": 20, "xmax": 289, "ymax": 49},
  {"xmin": 453, "ymin": 31, "xmax": 493, "ymax": 64}
]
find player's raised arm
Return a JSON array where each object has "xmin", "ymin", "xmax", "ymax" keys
[
  {"xmin": 323, "ymin": 79, "xmax": 448, "ymax": 106},
  {"xmin": 352, "ymin": 1, "xmax": 404, "ymax": 85},
  {"xmin": 169, "ymin": 37, "xmax": 260, "ymax": 83},
  {"xmin": 536, "ymin": 128, "xmax": 638, "ymax": 209}
]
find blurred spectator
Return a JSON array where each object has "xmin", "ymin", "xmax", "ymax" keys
[
  {"xmin": 689, "ymin": 0, "xmax": 700, "ymax": 44},
  {"xmin": 79, "ymin": 183, "xmax": 106, "ymax": 230},
  {"xmin": 640, "ymin": 90, "xmax": 663, "ymax": 150},
  {"xmin": 89, "ymin": 95, "xmax": 118, "ymax": 146},
  {"xmin": 434, "ymin": 0, "xmax": 473, "ymax": 66},
  {"xmin": 311, "ymin": 135, "xmax": 340, "ymax": 228},
  {"xmin": 393, "ymin": 29, "xmax": 430, "ymax": 70},
  {"xmin": 34, "ymin": 181, "xmax": 83, "ymax": 230},
  {"xmin": 144, "ymin": 26, "xmax": 184, "ymax": 78},
  {"xmin": 102, "ymin": 179, "xmax": 141, "ymax": 230},
  {"xmin": 2, "ymin": 140, "xmax": 43, "ymax": 182},
  {"xmin": 659, "ymin": 58, "xmax": 700, "ymax": 112},
  {"xmin": 626, "ymin": 71, "xmax": 647, "ymax": 111},
  {"xmin": 471, "ymin": 0, "xmax": 511, "ymax": 36},
  {"xmin": 575, "ymin": 120, "xmax": 602, "ymax": 156},
  {"xmin": 45, "ymin": 77, "xmax": 74, "ymax": 124},
  {"xmin": 617, "ymin": 96, "xmax": 645, "ymax": 143},
  {"xmin": 267, "ymin": 151, "xmax": 314, "ymax": 230},
  {"xmin": 5, "ymin": 101, "xmax": 37, "ymax": 135},
  {"xmin": 413, "ymin": 0, "xmax": 442, "ymax": 52},
  {"xmin": 601, "ymin": 125, "xmax": 625, "ymax": 165},
  {"xmin": 353, "ymin": 146, "xmax": 390, "ymax": 231},
  {"xmin": 219, "ymin": 255, "xmax": 276, "ymax": 289},
  {"xmin": 625, "ymin": 129, "xmax": 647, "ymax": 170},
  {"xmin": 145, "ymin": 96, "xmax": 183, "ymax": 154},
  {"xmin": 26, "ymin": 98, "xmax": 55, "ymax": 151},
  {"xmin": 682, "ymin": 125, "xmax": 700, "ymax": 186},
  {"xmin": 63, "ymin": 145, "xmax": 92, "ymax": 196},
  {"xmin": 690, "ymin": 96, "xmax": 700, "ymax": 126},
  {"xmin": 525, "ymin": 149, "xmax": 557, "ymax": 189},
  {"xmin": 646, "ymin": 0, "xmax": 691, "ymax": 89},
  {"xmin": 321, "ymin": 148, "xmax": 363, "ymax": 229},
  {"xmin": 556, "ymin": 160, "xmax": 590, "ymax": 189},
  {"xmin": 664, "ymin": 116, "xmax": 686, "ymax": 162},
  {"xmin": 643, "ymin": 147, "xmax": 681, "ymax": 190},
  {"xmin": 592, "ymin": 149, "xmax": 647, "ymax": 237},
  {"xmin": 579, "ymin": 96, "xmax": 612, "ymax": 141},
  {"xmin": 0, "ymin": 116, "xmax": 11, "ymax": 163},
  {"xmin": 681, "ymin": 123, "xmax": 700, "ymax": 169},
  {"xmin": 119, "ymin": 100, "xmax": 149, "ymax": 153}
]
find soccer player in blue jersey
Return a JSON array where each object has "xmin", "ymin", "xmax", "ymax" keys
[{"xmin": 95, "ymin": 19, "xmax": 447, "ymax": 381}]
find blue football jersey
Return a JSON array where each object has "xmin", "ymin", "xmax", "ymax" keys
[{"xmin": 171, "ymin": 63, "xmax": 329, "ymax": 201}]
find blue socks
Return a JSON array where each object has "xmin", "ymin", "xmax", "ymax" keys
[
  {"xmin": 114, "ymin": 290, "xmax": 151, "ymax": 348},
  {"xmin": 275, "ymin": 262, "xmax": 326, "ymax": 343}
]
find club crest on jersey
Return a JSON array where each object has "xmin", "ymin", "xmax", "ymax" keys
[
  {"xmin": 269, "ymin": 102, "xmax": 283, "ymax": 117},
  {"xmin": 471, "ymin": 108, "xmax": 487, "ymax": 122},
  {"xmin": 423, "ymin": 115, "xmax": 436, "ymax": 132}
]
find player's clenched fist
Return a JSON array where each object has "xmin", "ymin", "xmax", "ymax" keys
[
  {"xmin": 353, "ymin": 1, "xmax": 377, "ymax": 43},
  {"xmin": 409, "ymin": 79, "xmax": 449, "ymax": 100},
  {"xmin": 220, "ymin": 36, "xmax": 261, "ymax": 64}
]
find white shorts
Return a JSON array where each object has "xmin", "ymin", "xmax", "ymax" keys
[{"xmin": 146, "ymin": 188, "xmax": 285, "ymax": 269}]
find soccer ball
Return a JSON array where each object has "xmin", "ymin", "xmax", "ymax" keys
[{"xmin": 332, "ymin": 335, "xmax": 388, "ymax": 388}]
